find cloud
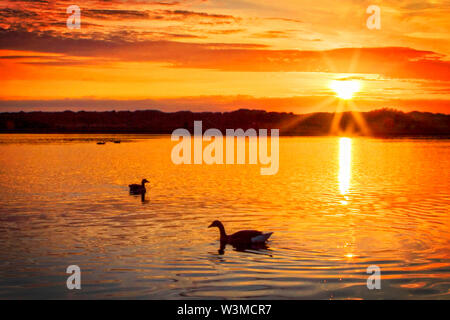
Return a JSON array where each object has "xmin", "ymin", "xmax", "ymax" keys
[
  {"xmin": 206, "ymin": 29, "xmax": 245, "ymax": 35},
  {"xmin": 80, "ymin": 8, "xmax": 238, "ymax": 21},
  {"xmin": 0, "ymin": 54, "xmax": 48, "ymax": 59},
  {"xmin": 251, "ymin": 31, "xmax": 290, "ymax": 39},
  {"xmin": 1, "ymin": 1, "xmax": 239, "ymax": 29},
  {"xmin": 1, "ymin": 28, "xmax": 449, "ymax": 81},
  {"xmin": 83, "ymin": 9, "xmax": 152, "ymax": 20},
  {"xmin": 162, "ymin": 9, "xmax": 237, "ymax": 20},
  {"xmin": 0, "ymin": 7, "xmax": 38, "ymax": 19}
]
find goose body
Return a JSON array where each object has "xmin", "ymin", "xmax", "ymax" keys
[
  {"xmin": 129, "ymin": 178, "xmax": 149, "ymax": 194},
  {"xmin": 208, "ymin": 220, "xmax": 273, "ymax": 245}
]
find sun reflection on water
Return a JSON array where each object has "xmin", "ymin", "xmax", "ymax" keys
[{"xmin": 338, "ymin": 138, "xmax": 352, "ymax": 200}]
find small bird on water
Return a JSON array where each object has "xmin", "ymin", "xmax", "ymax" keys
[
  {"xmin": 129, "ymin": 178, "xmax": 149, "ymax": 194},
  {"xmin": 208, "ymin": 220, "xmax": 273, "ymax": 245}
]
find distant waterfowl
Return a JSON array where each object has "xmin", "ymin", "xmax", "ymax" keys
[
  {"xmin": 208, "ymin": 220, "xmax": 273, "ymax": 245},
  {"xmin": 114, "ymin": 140, "xmax": 121, "ymax": 144},
  {"xmin": 97, "ymin": 141, "xmax": 106, "ymax": 145},
  {"xmin": 129, "ymin": 178, "xmax": 149, "ymax": 194}
]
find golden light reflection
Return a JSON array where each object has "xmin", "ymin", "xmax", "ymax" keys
[{"xmin": 338, "ymin": 137, "xmax": 352, "ymax": 197}]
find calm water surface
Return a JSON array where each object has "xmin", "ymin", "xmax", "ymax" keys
[{"xmin": 0, "ymin": 134, "xmax": 448, "ymax": 299}]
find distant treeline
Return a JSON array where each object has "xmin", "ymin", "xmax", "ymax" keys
[{"xmin": 0, "ymin": 108, "xmax": 449, "ymax": 137}]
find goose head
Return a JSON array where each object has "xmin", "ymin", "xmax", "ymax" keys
[
  {"xmin": 208, "ymin": 220, "xmax": 227, "ymax": 242},
  {"xmin": 141, "ymin": 179, "xmax": 149, "ymax": 184},
  {"xmin": 208, "ymin": 220, "xmax": 222, "ymax": 228}
]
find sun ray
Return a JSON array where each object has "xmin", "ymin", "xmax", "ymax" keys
[
  {"xmin": 278, "ymin": 96, "xmax": 336, "ymax": 132},
  {"xmin": 348, "ymin": 49, "xmax": 361, "ymax": 74},
  {"xmin": 330, "ymin": 99, "xmax": 344, "ymax": 135},
  {"xmin": 338, "ymin": 137, "xmax": 352, "ymax": 196},
  {"xmin": 347, "ymin": 100, "xmax": 371, "ymax": 136}
]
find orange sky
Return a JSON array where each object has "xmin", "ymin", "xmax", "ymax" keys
[{"xmin": 0, "ymin": 0, "xmax": 449, "ymax": 113}]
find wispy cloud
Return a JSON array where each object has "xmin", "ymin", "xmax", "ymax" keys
[{"xmin": 1, "ymin": 27, "xmax": 449, "ymax": 80}]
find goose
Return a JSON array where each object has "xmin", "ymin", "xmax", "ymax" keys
[
  {"xmin": 208, "ymin": 220, "xmax": 273, "ymax": 245},
  {"xmin": 129, "ymin": 179, "xmax": 149, "ymax": 194}
]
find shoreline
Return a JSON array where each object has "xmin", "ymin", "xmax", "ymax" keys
[{"xmin": 1, "ymin": 108, "xmax": 449, "ymax": 137}]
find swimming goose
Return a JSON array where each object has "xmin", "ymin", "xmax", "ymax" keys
[
  {"xmin": 129, "ymin": 179, "xmax": 149, "ymax": 194},
  {"xmin": 208, "ymin": 220, "xmax": 273, "ymax": 245}
]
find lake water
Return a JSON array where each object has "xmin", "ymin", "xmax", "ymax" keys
[{"xmin": 0, "ymin": 134, "xmax": 448, "ymax": 299}]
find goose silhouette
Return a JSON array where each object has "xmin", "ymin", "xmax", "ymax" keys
[
  {"xmin": 129, "ymin": 179, "xmax": 149, "ymax": 194},
  {"xmin": 208, "ymin": 220, "xmax": 273, "ymax": 245}
]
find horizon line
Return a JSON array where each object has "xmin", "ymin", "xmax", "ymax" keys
[{"xmin": 1, "ymin": 107, "xmax": 449, "ymax": 116}]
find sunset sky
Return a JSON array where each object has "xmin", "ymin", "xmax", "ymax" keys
[{"xmin": 0, "ymin": 0, "xmax": 449, "ymax": 113}]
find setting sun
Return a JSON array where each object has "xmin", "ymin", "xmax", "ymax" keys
[{"xmin": 330, "ymin": 80, "xmax": 361, "ymax": 100}]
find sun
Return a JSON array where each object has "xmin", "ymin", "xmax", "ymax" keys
[{"xmin": 330, "ymin": 80, "xmax": 361, "ymax": 100}]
